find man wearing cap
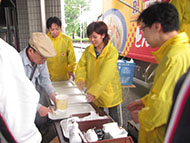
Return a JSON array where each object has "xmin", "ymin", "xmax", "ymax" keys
[{"xmin": 19, "ymin": 32, "xmax": 57, "ymax": 142}]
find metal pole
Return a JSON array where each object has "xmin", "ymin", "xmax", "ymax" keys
[
  {"xmin": 83, "ymin": 22, "xmax": 85, "ymax": 39},
  {"xmin": 12, "ymin": 7, "xmax": 20, "ymax": 52},
  {"xmin": 60, "ymin": 0, "xmax": 66, "ymax": 33},
  {"xmin": 80, "ymin": 4, "xmax": 82, "ymax": 52},
  {"xmin": 118, "ymin": 0, "xmax": 141, "ymax": 13},
  {"xmin": 5, "ymin": 7, "xmax": 12, "ymax": 46},
  {"xmin": 40, "ymin": 0, "xmax": 46, "ymax": 33}
]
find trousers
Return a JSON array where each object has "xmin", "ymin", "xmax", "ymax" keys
[{"xmin": 100, "ymin": 105, "xmax": 119, "ymax": 123}]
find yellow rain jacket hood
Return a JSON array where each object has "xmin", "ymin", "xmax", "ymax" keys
[
  {"xmin": 138, "ymin": 32, "xmax": 190, "ymax": 143},
  {"xmin": 75, "ymin": 41, "xmax": 122, "ymax": 108},
  {"xmin": 47, "ymin": 32, "xmax": 76, "ymax": 81},
  {"xmin": 170, "ymin": 0, "xmax": 190, "ymax": 40}
]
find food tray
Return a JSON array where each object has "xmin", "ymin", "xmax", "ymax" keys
[
  {"xmin": 52, "ymin": 80, "xmax": 75, "ymax": 88},
  {"xmin": 48, "ymin": 103, "xmax": 95, "ymax": 120},
  {"xmin": 68, "ymin": 95, "xmax": 87, "ymax": 104},
  {"xmin": 55, "ymin": 87, "xmax": 83, "ymax": 95},
  {"xmin": 60, "ymin": 118, "xmax": 112, "ymax": 139}
]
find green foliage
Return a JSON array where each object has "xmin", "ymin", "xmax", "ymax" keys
[{"xmin": 64, "ymin": 0, "xmax": 90, "ymax": 39}]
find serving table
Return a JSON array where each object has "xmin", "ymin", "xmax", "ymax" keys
[{"xmin": 50, "ymin": 80, "xmax": 134, "ymax": 143}]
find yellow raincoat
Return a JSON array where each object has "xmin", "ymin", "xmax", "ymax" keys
[
  {"xmin": 75, "ymin": 41, "xmax": 122, "ymax": 108},
  {"xmin": 47, "ymin": 32, "xmax": 76, "ymax": 81},
  {"xmin": 138, "ymin": 32, "xmax": 190, "ymax": 143},
  {"xmin": 170, "ymin": 0, "xmax": 190, "ymax": 39}
]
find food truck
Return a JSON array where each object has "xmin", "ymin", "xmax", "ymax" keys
[{"xmin": 102, "ymin": 0, "xmax": 170, "ymax": 88}]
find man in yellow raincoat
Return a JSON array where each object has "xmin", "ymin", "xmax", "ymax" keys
[
  {"xmin": 75, "ymin": 21, "xmax": 122, "ymax": 123},
  {"xmin": 170, "ymin": 0, "xmax": 190, "ymax": 40},
  {"xmin": 127, "ymin": 3, "xmax": 190, "ymax": 143},
  {"xmin": 46, "ymin": 17, "xmax": 76, "ymax": 81}
]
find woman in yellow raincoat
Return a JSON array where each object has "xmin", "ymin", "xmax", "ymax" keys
[
  {"xmin": 75, "ymin": 21, "xmax": 122, "ymax": 123},
  {"xmin": 46, "ymin": 17, "xmax": 76, "ymax": 81}
]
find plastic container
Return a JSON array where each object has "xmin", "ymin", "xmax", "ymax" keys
[
  {"xmin": 56, "ymin": 94, "xmax": 68, "ymax": 110},
  {"xmin": 117, "ymin": 60, "xmax": 135, "ymax": 86},
  {"xmin": 69, "ymin": 122, "xmax": 82, "ymax": 143}
]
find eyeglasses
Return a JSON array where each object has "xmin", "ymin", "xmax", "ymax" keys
[{"xmin": 140, "ymin": 25, "xmax": 148, "ymax": 32}]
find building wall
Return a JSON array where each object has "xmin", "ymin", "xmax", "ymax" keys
[
  {"xmin": 28, "ymin": 0, "xmax": 42, "ymax": 34},
  {"xmin": 16, "ymin": 0, "xmax": 29, "ymax": 50},
  {"xmin": 16, "ymin": 0, "xmax": 61, "ymax": 50},
  {"xmin": 45, "ymin": 0, "xmax": 61, "ymax": 21}
]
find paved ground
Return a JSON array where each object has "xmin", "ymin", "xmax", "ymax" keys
[{"xmin": 74, "ymin": 47, "xmax": 85, "ymax": 63}]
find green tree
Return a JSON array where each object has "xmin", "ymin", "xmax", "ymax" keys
[{"xmin": 64, "ymin": 0, "xmax": 90, "ymax": 39}]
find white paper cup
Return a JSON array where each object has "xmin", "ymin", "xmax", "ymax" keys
[{"xmin": 56, "ymin": 94, "xmax": 68, "ymax": 110}]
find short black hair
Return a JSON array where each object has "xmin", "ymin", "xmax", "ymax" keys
[
  {"xmin": 137, "ymin": 2, "xmax": 179, "ymax": 32},
  {"xmin": 46, "ymin": 16, "xmax": 62, "ymax": 29},
  {"xmin": 87, "ymin": 21, "xmax": 110, "ymax": 46}
]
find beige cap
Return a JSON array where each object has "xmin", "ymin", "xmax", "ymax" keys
[{"xmin": 29, "ymin": 32, "xmax": 56, "ymax": 58}]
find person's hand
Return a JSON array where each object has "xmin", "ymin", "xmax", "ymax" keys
[
  {"xmin": 50, "ymin": 92, "xmax": 56, "ymax": 105},
  {"xmin": 130, "ymin": 110, "xmax": 139, "ymax": 123},
  {"xmin": 127, "ymin": 99, "xmax": 145, "ymax": 112},
  {"xmin": 69, "ymin": 72, "xmax": 75, "ymax": 81},
  {"xmin": 86, "ymin": 93, "xmax": 96, "ymax": 102},
  {"xmin": 38, "ymin": 105, "xmax": 51, "ymax": 117},
  {"xmin": 127, "ymin": 99, "xmax": 144, "ymax": 123},
  {"xmin": 77, "ymin": 80, "xmax": 84, "ymax": 90}
]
